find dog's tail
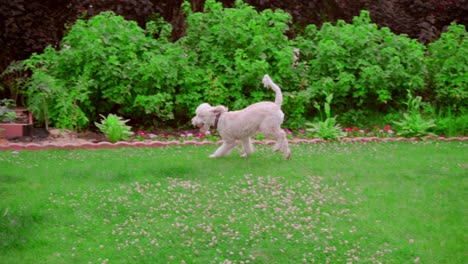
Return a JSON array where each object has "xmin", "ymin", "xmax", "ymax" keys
[{"xmin": 262, "ymin": 74, "xmax": 283, "ymax": 106}]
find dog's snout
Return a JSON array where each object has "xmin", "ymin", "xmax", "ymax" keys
[{"xmin": 191, "ymin": 116, "xmax": 203, "ymax": 128}]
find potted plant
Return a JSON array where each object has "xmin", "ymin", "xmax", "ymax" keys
[{"xmin": 0, "ymin": 98, "xmax": 34, "ymax": 138}]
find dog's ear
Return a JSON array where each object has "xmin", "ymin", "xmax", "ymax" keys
[{"xmin": 211, "ymin": 105, "xmax": 228, "ymax": 114}]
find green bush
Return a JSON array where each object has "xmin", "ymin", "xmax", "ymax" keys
[
  {"xmin": 20, "ymin": 2, "xmax": 467, "ymax": 136},
  {"xmin": 294, "ymin": 10, "xmax": 426, "ymax": 117},
  {"xmin": 178, "ymin": 0, "xmax": 296, "ymax": 112},
  {"xmin": 426, "ymin": 23, "xmax": 468, "ymax": 111},
  {"xmin": 392, "ymin": 90, "xmax": 436, "ymax": 137},
  {"xmin": 24, "ymin": 11, "xmax": 184, "ymax": 130},
  {"xmin": 0, "ymin": 98, "xmax": 16, "ymax": 123},
  {"xmin": 24, "ymin": 2, "xmax": 299, "ymax": 130},
  {"xmin": 432, "ymin": 107, "xmax": 468, "ymax": 137}
]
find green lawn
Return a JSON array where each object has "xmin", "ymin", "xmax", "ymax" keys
[{"xmin": 0, "ymin": 141, "xmax": 466, "ymax": 263}]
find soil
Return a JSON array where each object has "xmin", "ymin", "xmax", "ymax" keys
[
  {"xmin": 4, "ymin": 128, "xmax": 107, "ymax": 145},
  {"xmin": 2, "ymin": 127, "xmax": 203, "ymax": 146}
]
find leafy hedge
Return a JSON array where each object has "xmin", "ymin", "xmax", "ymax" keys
[
  {"xmin": 426, "ymin": 23, "xmax": 468, "ymax": 111},
  {"xmin": 294, "ymin": 11, "xmax": 427, "ymax": 112},
  {"xmin": 23, "ymin": 0, "xmax": 467, "ymax": 132},
  {"xmin": 24, "ymin": 12, "xmax": 185, "ymax": 130}
]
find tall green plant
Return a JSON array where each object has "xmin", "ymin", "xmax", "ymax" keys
[
  {"xmin": 426, "ymin": 23, "xmax": 468, "ymax": 111},
  {"xmin": 178, "ymin": 0, "xmax": 295, "ymax": 110},
  {"xmin": 433, "ymin": 107, "xmax": 468, "ymax": 137},
  {"xmin": 24, "ymin": 11, "xmax": 185, "ymax": 130},
  {"xmin": 94, "ymin": 114, "xmax": 133, "ymax": 142},
  {"xmin": 393, "ymin": 90, "xmax": 436, "ymax": 137},
  {"xmin": 0, "ymin": 99, "xmax": 16, "ymax": 123},
  {"xmin": 0, "ymin": 60, "xmax": 28, "ymax": 105},
  {"xmin": 306, "ymin": 93, "xmax": 345, "ymax": 140},
  {"xmin": 23, "ymin": 3, "xmax": 303, "ymax": 130},
  {"xmin": 294, "ymin": 10, "xmax": 426, "ymax": 116}
]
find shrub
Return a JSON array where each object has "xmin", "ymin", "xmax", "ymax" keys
[
  {"xmin": 0, "ymin": 98, "xmax": 16, "ymax": 123},
  {"xmin": 432, "ymin": 107, "xmax": 468, "ymax": 137},
  {"xmin": 426, "ymin": 23, "xmax": 468, "ymax": 111},
  {"xmin": 178, "ymin": 0, "xmax": 297, "ymax": 116},
  {"xmin": 24, "ymin": 11, "xmax": 184, "ymax": 130},
  {"xmin": 0, "ymin": 60, "xmax": 28, "ymax": 105},
  {"xmin": 294, "ymin": 10, "xmax": 426, "ymax": 116},
  {"xmin": 393, "ymin": 90, "xmax": 436, "ymax": 137},
  {"xmin": 94, "ymin": 114, "xmax": 133, "ymax": 142},
  {"xmin": 24, "ymin": 2, "xmax": 301, "ymax": 130},
  {"xmin": 20, "ymin": 4, "xmax": 465, "ymax": 135},
  {"xmin": 306, "ymin": 93, "xmax": 346, "ymax": 140}
]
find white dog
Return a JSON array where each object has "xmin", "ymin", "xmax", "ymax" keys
[{"xmin": 191, "ymin": 74, "xmax": 291, "ymax": 159}]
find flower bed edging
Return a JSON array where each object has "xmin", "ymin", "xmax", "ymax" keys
[{"xmin": 0, "ymin": 136, "xmax": 467, "ymax": 151}]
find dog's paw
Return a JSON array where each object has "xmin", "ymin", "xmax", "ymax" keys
[
  {"xmin": 209, "ymin": 154, "xmax": 217, "ymax": 158},
  {"xmin": 273, "ymin": 145, "xmax": 281, "ymax": 152}
]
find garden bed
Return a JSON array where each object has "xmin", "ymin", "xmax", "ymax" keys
[{"xmin": 1, "ymin": 127, "xmax": 467, "ymax": 151}]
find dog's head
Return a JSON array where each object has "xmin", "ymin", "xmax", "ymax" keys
[{"xmin": 191, "ymin": 103, "xmax": 228, "ymax": 133}]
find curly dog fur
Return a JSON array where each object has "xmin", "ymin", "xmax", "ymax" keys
[{"xmin": 191, "ymin": 74, "xmax": 291, "ymax": 159}]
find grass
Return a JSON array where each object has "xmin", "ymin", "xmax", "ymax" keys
[{"xmin": 0, "ymin": 141, "xmax": 466, "ymax": 264}]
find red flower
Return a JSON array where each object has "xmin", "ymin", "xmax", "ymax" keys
[
  {"xmin": 138, "ymin": 130, "xmax": 146, "ymax": 136},
  {"xmin": 197, "ymin": 132, "xmax": 205, "ymax": 138},
  {"xmin": 384, "ymin": 125, "xmax": 391, "ymax": 131},
  {"xmin": 353, "ymin": 127, "xmax": 359, "ymax": 131},
  {"xmin": 345, "ymin": 127, "xmax": 352, "ymax": 132}
]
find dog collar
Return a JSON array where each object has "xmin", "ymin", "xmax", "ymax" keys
[{"xmin": 214, "ymin": 113, "xmax": 221, "ymax": 129}]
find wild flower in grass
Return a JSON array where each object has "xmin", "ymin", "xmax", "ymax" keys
[{"xmin": 46, "ymin": 171, "xmax": 394, "ymax": 263}]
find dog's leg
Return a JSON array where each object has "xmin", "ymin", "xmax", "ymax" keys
[
  {"xmin": 281, "ymin": 136, "xmax": 291, "ymax": 159},
  {"xmin": 210, "ymin": 140, "xmax": 237, "ymax": 158},
  {"xmin": 262, "ymin": 127, "xmax": 291, "ymax": 159},
  {"xmin": 273, "ymin": 141, "xmax": 281, "ymax": 152},
  {"xmin": 240, "ymin": 137, "xmax": 254, "ymax": 157},
  {"xmin": 275, "ymin": 129, "xmax": 291, "ymax": 159}
]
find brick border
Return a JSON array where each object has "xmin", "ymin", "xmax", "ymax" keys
[{"xmin": 0, "ymin": 136, "xmax": 467, "ymax": 151}]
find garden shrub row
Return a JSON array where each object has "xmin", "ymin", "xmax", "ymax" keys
[{"xmin": 22, "ymin": 0, "xmax": 467, "ymax": 136}]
